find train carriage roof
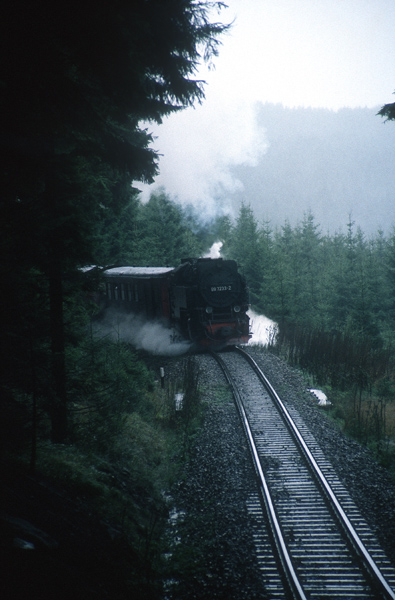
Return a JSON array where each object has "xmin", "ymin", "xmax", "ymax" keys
[{"xmin": 104, "ymin": 266, "xmax": 174, "ymax": 278}]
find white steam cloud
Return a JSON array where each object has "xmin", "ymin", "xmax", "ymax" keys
[
  {"xmin": 204, "ymin": 241, "xmax": 223, "ymax": 258},
  {"xmin": 248, "ymin": 310, "xmax": 278, "ymax": 346},
  {"xmin": 95, "ymin": 310, "xmax": 191, "ymax": 356},
  {"xmin": 138, "ymin": 97, "xmax": 268, "ymax": 216},
  {"xmin": 95, "ymin": 306, "xmax": 277, "ymax": 352}
]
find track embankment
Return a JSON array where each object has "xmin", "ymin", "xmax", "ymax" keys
[{"xmin": 160, "ymin": 348, "xmax": 395, "ymax": 599}]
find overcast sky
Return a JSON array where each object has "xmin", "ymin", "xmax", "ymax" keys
[{"xmin": 138, "ymin": 0, "xmax": 395, "ymax": 220}]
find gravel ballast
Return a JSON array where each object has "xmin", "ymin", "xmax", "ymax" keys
[
  {"xmin": 247, "ymin": 348, "xmax": 395, "ymax": 567},
  {"xmin": 158, "ymin": 348, "xmax": 395, "ymax": 599},
  {"xmin": 162, "ymin": 353, "xmax": 268, "ymax": 599}
]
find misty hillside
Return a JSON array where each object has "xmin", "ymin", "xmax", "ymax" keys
[{"xmin": 229, "ymin": 103, "xmax": 395, "ymax": 234}]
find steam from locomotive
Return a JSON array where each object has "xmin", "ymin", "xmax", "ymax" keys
[{"xmin": 95, "ymin": 309, "xmax": 192, "ymax": 356}]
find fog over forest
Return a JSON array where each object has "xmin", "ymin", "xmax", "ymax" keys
[{"xmin": 219, "ymin": 103, "xmax": 395, "ymax": 234}]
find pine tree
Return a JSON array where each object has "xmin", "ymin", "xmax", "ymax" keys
[
  {"xmin": 227, "ymin": 203, "xmax": 263, "ymax": 305},
  {"xmin": 0, "ymin": 0, "xmax": 228, "ymax": 441},
  {"xmin": 135, "ymin": 192, "xmax": 201, "ymax": 265},
  {"xmin": 386, "ymin": 228, "xmax": 395, "ymax": 331},
  {"xmin": 298, "ymin": 211, "xmax": 323, "ymax": 324},
  {"xmin": 269, "ymin": 229, "xmax": 293, "ymax": 323},
  {"xmin": 258, "ymin": 219, "xmax": 276, "ymax": 316}
]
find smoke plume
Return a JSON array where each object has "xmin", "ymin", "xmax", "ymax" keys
[{"xmin": 94, "ymin": 309, "xmax": 191, "ymax": 356}]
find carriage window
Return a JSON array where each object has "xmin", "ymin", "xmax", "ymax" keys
[
  {"xmin": 128, "ymin": 284, "xmax": 132, "ymax": 302},
  {"xmin": 134, "ymin": 285, "xmax": 139, "ymax": 302},
  {"xmin": 114, "ymin": 285, "xmax": 119, "ymax": 300},
  {"xmin": 106, "ymin": 282, "xmax": 112, "ymax": 300},
  {"xmin": 121, "ymin": 283, "xmax": 126, "ymax": 300}
]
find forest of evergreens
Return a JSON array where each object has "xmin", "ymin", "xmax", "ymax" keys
[
  {"xmin": 3, "ymin": 139, "xmax": 395, "ymax": 464},
  {"xmin": 2, "ymin": 0, "xmax": 395, "ymax": 460},
  {"xmin": 220, "ymin": 203, "xmax": 395, "ymax": 458},
  {"xmin": 0, "ymin": 4, "xmax": 227, "ymax": 596},
  {"xmin": 0, "ymin": 0, "xmax": 229, "ymax": 446},
  {"xmin": 88, "ymin": 194, "xmax": 395, "ymax": 459},
  {"xmin": 2, "ymin": 2, "xmax": 395, "ymax": 594}
]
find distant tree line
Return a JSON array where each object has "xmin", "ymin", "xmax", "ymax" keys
[
  {"xmin": 95, "ymin": 189, "xmax": 220, "ymax": 267},
  {"xmin": 222, "ymin": 205, "xmax": 395, "ymax": 339},
  {"xmin": 217, "ymin": 203, "xmax": 395, "ymax": 455},
  {"xmin": 218, "ymin": 204, "xmax": 395, "ymax": 426},
  {"xmin": 96, "ymin": 194, "xmax": 395, "ymax": 357}
]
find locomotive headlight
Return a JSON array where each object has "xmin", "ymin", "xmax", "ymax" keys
[
  {"xmin": 206, "ymin": 306, "xmax": 213, "ymax": 314},
  {"xmin": 233, "ymin": 305, "xmax": 241, "ymax": 313}
]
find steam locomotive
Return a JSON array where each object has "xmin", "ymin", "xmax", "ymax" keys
[{"xmin": 102, "ymin": 257, "xmax": 251, "ymax": 347}]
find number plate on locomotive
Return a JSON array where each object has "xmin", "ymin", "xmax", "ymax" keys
[{"xmin": 210, "ymin": 285, "xmax": 232, "ymax": 292}]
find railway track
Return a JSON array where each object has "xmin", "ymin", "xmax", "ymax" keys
[{"xmin": 211, "ymin": 347, "xmax": 395, "ymax": 600}]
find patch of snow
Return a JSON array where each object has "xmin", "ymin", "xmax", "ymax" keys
[
  {"xmin": 248, "ymin": 310, "xmax": 277, "ymax": 346},
  {"xmin": 308, "ymin": 388, "xmax": 331, "ymax": 406},
  {"xmin": 175, "ymin": 393, "xmax": 184, "ymax": 411}
]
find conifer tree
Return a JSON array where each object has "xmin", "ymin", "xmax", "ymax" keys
[
  {"xmin": 269, "ymin": 229, "xmax": 293, "ymax": 323},
  {"xmin": 227, "ymin": 203, "xmax": 263, "ymax": 305},
  {"xmin": 386, "ymin": 228, "xmax": 395, "ymax": 330},
  {"xmin": 298, "ymin": 211, "xmax": 322, "ymax": 324},
  {"xmin": 0, "ymin": 0, "xmax": 228, "ymax": 441},
  {"xmin": 258, "ymin": 219, "xmax": 276, "ymax": 316},
  {"xmin": 135, "ymin": 192, "xmax": 201, "ymax": 265}
]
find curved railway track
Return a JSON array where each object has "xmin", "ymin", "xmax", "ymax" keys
[{"xmin": 210, "ymin": 347, "xmax": 395, "ymax": 600}]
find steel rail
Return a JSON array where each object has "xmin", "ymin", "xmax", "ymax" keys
[
  {"xmin": 236, "ymin": 345, "xmax": 395, "ymax": 600},
  {"xmin": 211, "ymin": 350, "xmax": 307, "ymax": 600}
]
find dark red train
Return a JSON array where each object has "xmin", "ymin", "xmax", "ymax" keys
[{"xmin": 102, "ymin": 257, "xmax": 251, "ymax": 347}]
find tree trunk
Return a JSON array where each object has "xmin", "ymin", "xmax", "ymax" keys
[{"xmin": 49, "ymin": 257, "xmax": 68, "ymax": 442}]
